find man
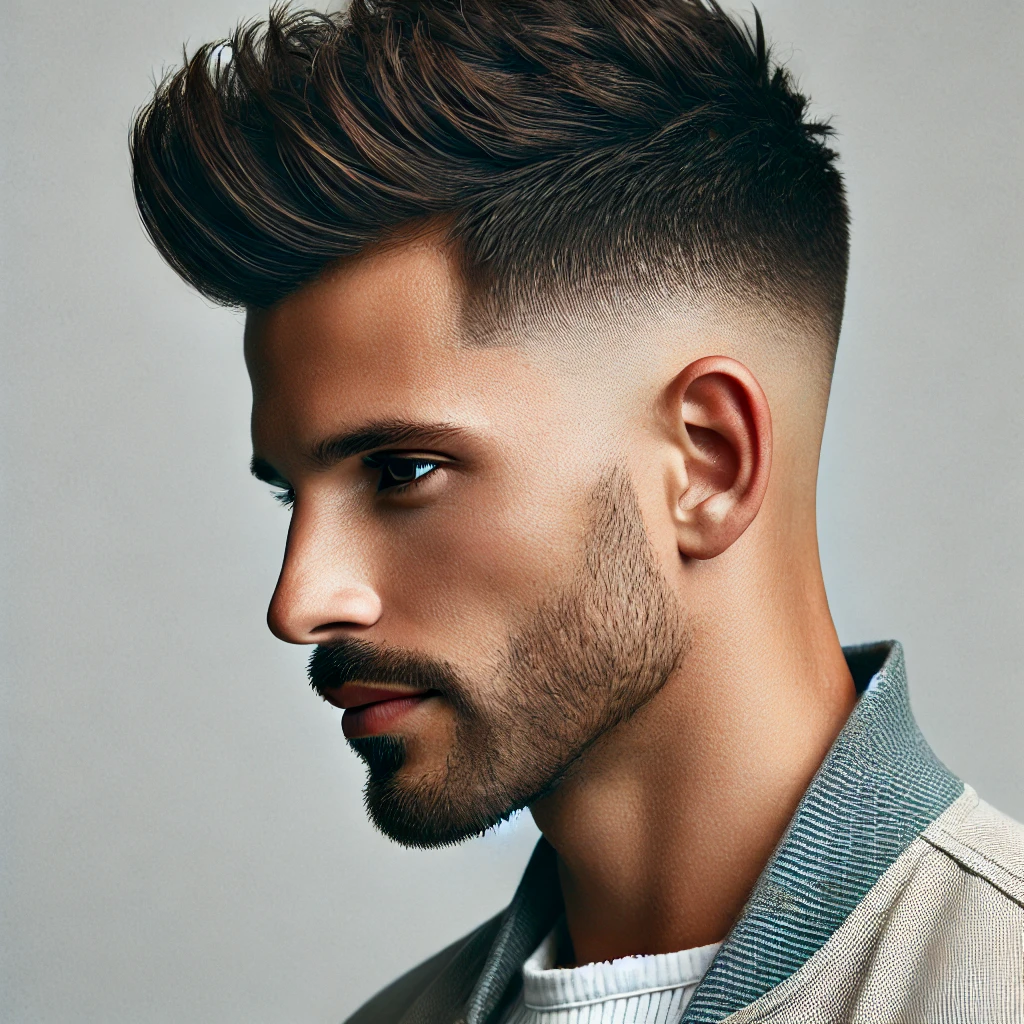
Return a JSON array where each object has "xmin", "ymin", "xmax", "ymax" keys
[{"xmin": 130, "ymin": 1, "xmax": 1024, "ymax": 1020}]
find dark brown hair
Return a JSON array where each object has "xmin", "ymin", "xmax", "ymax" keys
[{"xmin": 131, "ymin": 0, "xmax": 849, "ymax": 342}]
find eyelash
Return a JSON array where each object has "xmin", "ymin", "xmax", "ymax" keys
[
  {"xmin": 362, "ymin": 453, "xmax": 443, "ymax": 494},
  {"xmin": 269, "ymin": 453, "xmax": 443, "ymax": 509}
]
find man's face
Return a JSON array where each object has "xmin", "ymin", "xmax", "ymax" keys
[{"xmin": 245, "ymin": 238, "xmax": 688, "ymax": 847}]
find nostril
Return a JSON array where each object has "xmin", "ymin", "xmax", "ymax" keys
[{"xmin": 309, "ymin": 620, "xmax": 374, "ymax": 637}]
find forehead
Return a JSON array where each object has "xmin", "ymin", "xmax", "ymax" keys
[
  {"xmin": 241, "ymin": 234, "xmax": 606, "ymax": 471},
  {"xmin": 244, "ymin": 239, "xmax": 527, "ymax": 448},
  {"xmin": 247, "ymin": 239, "xmax": 460, "ymax": 398}
]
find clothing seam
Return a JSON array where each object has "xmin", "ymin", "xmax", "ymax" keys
[
  {"xmin": 919, "ymin": 832, "xmax": 1024, "ymax": 910},
  {"xmin": 926, "ymin": 823, "xmax": 1024, "ymax": 885}
]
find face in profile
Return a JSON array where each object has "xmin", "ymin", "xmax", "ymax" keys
[
  {"xmin": 246, "ymin": 238, "xmax": 689, "ymax": 848},
  {"xmin": 132, "ymin": 0, "xmax": 842, "ymax": 862}
]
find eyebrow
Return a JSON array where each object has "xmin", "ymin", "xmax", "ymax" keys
[{"xmin": 250, "ymin": 419, "xmax": 468, "ymax": 485}]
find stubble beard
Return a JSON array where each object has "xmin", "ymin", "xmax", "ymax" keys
[{"xmin": 310, "ymin": 468, "xmax": 690, "ymax": 848}]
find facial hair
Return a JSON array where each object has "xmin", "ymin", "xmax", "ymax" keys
[{"xmin": 307, "ymin": 467, "xmax": 689, "ymax": 848}]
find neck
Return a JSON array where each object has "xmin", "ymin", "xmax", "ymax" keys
[{"xmin": 528, "ymin": 545, "xmax": 855, "ymax": 966}]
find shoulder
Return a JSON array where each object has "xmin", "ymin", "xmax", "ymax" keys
[
  {"xmin": 922, "ymin": 785, "xmax": 1024, "ymax": 909},
  {"xmin": 717, "ymin": 790, "xmax": 1024, "ymax": 1022},
  {"xmin": 342, "ymin": 912, "xmax": 505, "ymax": 1024},
  {"xmin": 887, "ymin": 785, "xmax": 1024, "ymax": 990},
  {"xmin": 864, "ymin": 787, "xmax": 1024, "ymax": 1010}
]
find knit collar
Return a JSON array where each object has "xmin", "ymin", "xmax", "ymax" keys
[
  {"xmin": 465, "ymin": 640, "xmax": 963, "ymax": 1024},
  {"xmin": 521, "ymin": 916, "xmax": 721, "ymax": 1013}
]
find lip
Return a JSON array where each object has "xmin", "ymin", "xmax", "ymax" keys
[{"xmin": 322, "ymin": 684, "xmax": 437, "ymax": 740}]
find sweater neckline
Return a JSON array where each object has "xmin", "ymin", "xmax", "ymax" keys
[{"xmin": 522, "ymin": 917, "xmax": 722, "ymax": 1011}]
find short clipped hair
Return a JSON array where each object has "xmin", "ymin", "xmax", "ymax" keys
[{"xmin": 131, "ymin": 0, "xmax": 849, "ymax": 345}]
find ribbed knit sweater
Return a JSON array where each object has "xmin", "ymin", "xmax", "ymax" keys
[{"xmin": 499, "ymin": 917, "xmax": 721, "ymax": 1024}]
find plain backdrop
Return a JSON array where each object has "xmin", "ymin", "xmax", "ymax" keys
[{"xmin": 1, "ymin": 1, "xmax": 1021, "ymax": 1021}]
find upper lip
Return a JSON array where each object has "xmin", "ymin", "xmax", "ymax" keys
[{"xmin": 323, "ymin": 683, "xmax": 434, "ymax": 710}]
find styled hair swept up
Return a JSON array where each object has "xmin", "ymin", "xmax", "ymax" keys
[{"xmin": 131, "ymin": 0, "xmax": 850, "ymax": 344}]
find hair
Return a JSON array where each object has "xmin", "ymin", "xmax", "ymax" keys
[{"xmin": 131, "ymin": 0, "xmax": 849, "ymax": 349}]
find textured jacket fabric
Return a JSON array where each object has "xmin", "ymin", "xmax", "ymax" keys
[{"xmin": 344, "ymin": 642, "xmax": 1024, "ymax": 1024}]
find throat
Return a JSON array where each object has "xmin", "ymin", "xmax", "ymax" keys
[{"xmin": 530, "ymin": 641, "xmax": 857, "ymax": 967}]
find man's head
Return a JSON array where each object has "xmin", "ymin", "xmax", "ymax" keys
[{"xmin": 131, "ymin": 0, "xmax": 849, "ymax": 847}]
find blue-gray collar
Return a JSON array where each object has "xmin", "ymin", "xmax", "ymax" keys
[{"xmin": 465, "ymin": 640, "xmax": 963, "ymax": 1024}]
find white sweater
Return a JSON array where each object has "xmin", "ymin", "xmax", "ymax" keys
[{"xmin": 499, "ymin": 917, "xmax": 721, "ymax": 1024}]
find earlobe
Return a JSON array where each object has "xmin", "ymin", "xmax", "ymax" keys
[{"xmin": 665, "ymin": 356, "xmax": 772, "ymax": 560}]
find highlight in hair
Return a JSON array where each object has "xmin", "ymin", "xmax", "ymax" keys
[{"xmin": 131, "ymin": 0, "xmax": 849, "ymax": 342}]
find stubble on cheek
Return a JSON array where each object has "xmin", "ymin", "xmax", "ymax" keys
[{"xmin": 357, "ymin": 466, "xmax": 689, "ymax": 847}]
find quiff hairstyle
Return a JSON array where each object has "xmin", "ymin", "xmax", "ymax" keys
[{"xmin": 131, "ymin": 0, "xmax": 849, "ymax": 347}]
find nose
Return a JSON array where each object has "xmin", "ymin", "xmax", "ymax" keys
[{"xmin": 266, "ymin": 510, "xmax": 383, "ymax": 644}]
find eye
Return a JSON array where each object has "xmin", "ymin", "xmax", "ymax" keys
[{"xmin": 362, "ymin": 453, "xmax": 443, "ymax": 494}]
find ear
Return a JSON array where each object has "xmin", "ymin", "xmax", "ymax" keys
[{"xmin": 664, "ymin": 356, "xmax": 772, "ymax": 560}]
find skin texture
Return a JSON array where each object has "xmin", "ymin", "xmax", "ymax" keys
[
  {"xmin": 303, "ymin": 465, "xmax": 688, "ymax": 849},
  {"xmin": 245, "ymin": 229, "xmax": 856, "ymax": 964}
]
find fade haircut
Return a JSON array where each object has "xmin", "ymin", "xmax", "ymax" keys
[{"xmin": 131, "ymin": 0, "xmax": 850, "ymax": 349}]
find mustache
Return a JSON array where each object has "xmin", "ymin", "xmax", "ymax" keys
[{"xmin": 307, "ymin": 639, "xmax": 465, "ymax": 702}]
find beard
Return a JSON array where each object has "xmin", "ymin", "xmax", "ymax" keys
[{"xmin": 307, "ymin": 467, "xmax": 689, "ymax": 848}]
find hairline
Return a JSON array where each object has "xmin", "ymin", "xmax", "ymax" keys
[{"xmin": 256, "ymin": 218, "xmax": 841, "ymax": 374}]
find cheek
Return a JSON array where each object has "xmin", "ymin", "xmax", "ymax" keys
[{"xmin": 373, "ymin": 470, "xmax": 589, "ymax": 669}]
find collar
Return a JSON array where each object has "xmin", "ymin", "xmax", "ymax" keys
[{"xmin": 464, "ymin": 640, "xmax": 963, "ymax": 1024}]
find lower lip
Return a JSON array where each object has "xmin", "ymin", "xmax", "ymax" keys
[{"xmin": 341, "ymin": 695, "xmax": 434, "ymax": 739}]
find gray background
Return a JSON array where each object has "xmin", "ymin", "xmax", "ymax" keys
[{"xmin": 1, "ymin": 1, "xmax": 1021, "ymax": 1021}]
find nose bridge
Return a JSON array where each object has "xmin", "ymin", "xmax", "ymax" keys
[{"xmin": 268, "ymin": 499, "xmax": 381, "ymax": 643}]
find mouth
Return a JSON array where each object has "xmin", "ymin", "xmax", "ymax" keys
[{"xmin": 321, "ymin": 683, "xmax": 439, "ymax": 739}]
